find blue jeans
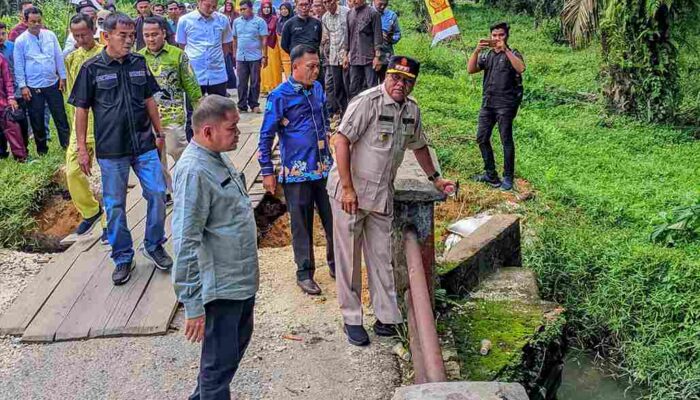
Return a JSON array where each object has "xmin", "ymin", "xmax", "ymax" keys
[{"xmin": 97, "ymin": 149, "xmax": 167, "ymax": 265}]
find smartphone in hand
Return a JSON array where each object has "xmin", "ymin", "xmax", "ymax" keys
[{"xmin": 479, "ymin": 39, "xmax": 498, "ymax": 48}]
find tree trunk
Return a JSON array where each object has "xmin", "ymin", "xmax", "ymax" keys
[{"xmin": 601, "ymin": 1, "xmax": 679, "ymax": 122}]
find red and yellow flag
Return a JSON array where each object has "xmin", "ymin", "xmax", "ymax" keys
[{"xmin": 425, "ymin": 0, "xmax": 461, "ymax": 46}]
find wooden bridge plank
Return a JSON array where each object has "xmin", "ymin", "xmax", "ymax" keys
[
  {"xmin": 95, "ymin": 210, "xmax": 174, "ymax": 338},
  {"xmin": 0, "ymin": 176, "xmax": 148, "ymax": 337},
  {"xmin": 21, "ymin": 244, "xmax": 111, "ymax": 342},
  {"xmin": 0, "ymin": 238, "xmax": 96, "ymax": 336},
  {"xmin": 52, "ymin": 196, "xmax": 152, "ymax": 341},
  {"xmin": 229, "ymin": 132, "xmax": 259, "ymax": 172},
  {"xmin": 121, "ymin": 240, "xmax": 177, "ymax": 336}
]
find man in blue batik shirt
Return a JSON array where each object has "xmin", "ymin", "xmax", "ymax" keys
[
  {"xmin": 373, "ymin": 0, "xmax": 401, "ymax": 82},
  {"xmin": 258, "ymin": 44, "xmax": 335, "ymax": 296}
]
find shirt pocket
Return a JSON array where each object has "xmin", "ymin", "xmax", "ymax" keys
[
  {"xmin": 96, "ymin": 76, "xmax": 119, "ymax": 106},
  {"xmin": 401, "ymin": 116, "xmax": 416, "ymax": 149},
  {"xmin": 354, "ymin": 168, "xmax": 381, "ymax": 199},
  {"xmin": 129, "ymin": 71, "xmax": 148, "ymax": 101},
  {"xmin": 370, "ymin": 116, "xmax": 394, "ymax": 150}
]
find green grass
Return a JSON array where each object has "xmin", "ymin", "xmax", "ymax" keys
[
  {"xmin": 0, "ymin": 140, "xmax": 65, "ymax": 248},
  {"xmin": 392, "ymin": 1, "xmax": 700, "ymax": 398},
  {"xmin": 0, "ymin": 0, "xmax": 137, "ymax": 248}
]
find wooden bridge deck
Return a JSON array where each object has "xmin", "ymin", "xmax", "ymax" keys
[{"xmin": 0, "ymin": 110, "xmax": 271, "ymax": 342}]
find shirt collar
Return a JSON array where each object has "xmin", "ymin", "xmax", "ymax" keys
[
  {"xmin": 196, "ymin": 9, "xmax": 215, "ymax": 21},
  {"xmin": 147, "ymin": 43, "xmax": 169, "ymax": 56},
  {"xmin": 191, "ymin": 138, "xmax": 221, "ymax": 159},
  {"xmin": 101, "ymin": 48, "xmax": 132, "ymax": 65},
  {"xmin": 287, "ymin": 76, "xmax": 313, "ymax": 92}
]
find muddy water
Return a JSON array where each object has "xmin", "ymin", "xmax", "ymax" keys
[{"xmin": 558, "ymin": 350, "xmax": 643, "ymax": 400}]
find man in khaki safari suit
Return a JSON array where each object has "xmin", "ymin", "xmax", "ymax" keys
[{"xmin": 327, "ymin": 55, "xmax": 455, "ymax": 346}]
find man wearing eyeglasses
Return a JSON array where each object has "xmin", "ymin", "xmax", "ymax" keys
[
  {"xmin": 327, "ymin": 56, "xmax": 454, "ymax": 346},
  {"xmin": 280, "ymin": 0, "xmax": 322, "ymax": 55}
]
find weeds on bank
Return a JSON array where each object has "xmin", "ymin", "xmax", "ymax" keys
[{"xmin": 393, "ymin": 1, "xmax": 700, "ymax": 398}]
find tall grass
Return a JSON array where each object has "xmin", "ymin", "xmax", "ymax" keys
[{"xmin": 392, "ymin": 1, "xmax": 700, "ymax": 398}]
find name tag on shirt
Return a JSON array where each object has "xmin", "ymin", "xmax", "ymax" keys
[
  {"xmin": 129, "ymin": 70, "xmax": 146, "ymax": 77},
  {"xmin": 96, "ymin": 73, "xmax": 117, "ymax": 82}
]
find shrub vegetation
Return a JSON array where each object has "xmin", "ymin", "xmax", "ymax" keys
[{"xmin": 392, "ymin": 0, "xmax": 700, "ymax": 398}]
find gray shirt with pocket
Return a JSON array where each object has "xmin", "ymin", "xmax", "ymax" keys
[{"xmin": 172, "ymin": 140, "xmax": 259, "ymax": 319}]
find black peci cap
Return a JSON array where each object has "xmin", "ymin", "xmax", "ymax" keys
[
  {"xmin": 76, "ymin": 0, "xmax": 97, "ymax": 12},
  {"xmin": 386, "ymin": 56, "xmax": 420, "ymax": 79}
]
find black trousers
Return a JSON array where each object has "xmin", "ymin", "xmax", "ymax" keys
[
  {"xmin": 185, "ymin": 97, "xmax": 194, "ymax": 142},
  {"xmin": 348, "ymin": 64, "xmax": 378, "ymax": 100},
  {"xmin": 236, "ymin": 60, "xmax": 261, "ymax": 110},
  {"xmin": 200, "ymin": 82, "xmax": 228, "ymax": 97},
  {"xmin": 476, "ymin": 106, "xmax": 519, "ymax": 178},
  {"xmin": 28, "ymin": 82, "xmax": 69, "ymax": 153},
  {"xmin": 325, "ymin": 65, "xmax": 349, "ymax": 115},
  {"xmin": 16, "ymin": 98, "xmax": 30, "ymax": 151},
  {"xmin": 189, "ymin": 297, "xmax": 255, "ymax": 400},
  {"xmin": 282, "ymin": 179, "xmax": 335, "ymax": 281}
]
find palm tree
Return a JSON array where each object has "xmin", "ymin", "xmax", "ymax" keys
[{"xmin": 561, "ymin": 0, "xmax": 697, "ymax": 121}]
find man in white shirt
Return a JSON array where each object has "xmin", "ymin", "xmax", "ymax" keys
[
  {"xmin": 13, "ymin": 6, "xmax": 69, "ymax": 154},
  {"xmin": 176, "ymin": 0, "xmax": 234, "ymax": 96}
]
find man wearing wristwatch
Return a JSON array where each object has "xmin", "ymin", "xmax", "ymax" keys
[
  {"xmin": 327, "ymin": 56, "xmax": 455, "ymax": 346},
  {"xmin": 70, "ymin": 13, "xmax": 172, "ymax": 286},
  {"xmin": 232, "ymin": 0, "xmax": 268, "ymax": 113},
  {"xmin": 344, "ymin": 0, "xmax": 383, "ymax": 99}
]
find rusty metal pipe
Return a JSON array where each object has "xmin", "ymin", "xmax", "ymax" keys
[
  {"xmin": 404, "ymin": 227, "xmax": 447, "ymax": 383},
  {"xmin": 405, "ymin": 289, "xmax": 427, "ymax": 384}
]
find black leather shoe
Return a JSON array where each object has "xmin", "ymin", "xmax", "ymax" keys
[
  {"xmin": 112, "ymin": 260, "xmax": 135, "ymax": 286},
  {"xmin": 297, "ymin": 279, "xmax": 322, "ymax": 295},
  {"xmin": 344, "ymin": 324, "xmax": 370, "ymax": 346},
  {"xmin": 373, "ymin": 320, "xmax": 400, "ymax": 337}
]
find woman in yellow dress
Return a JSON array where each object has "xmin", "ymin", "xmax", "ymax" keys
[
  {"xmin": 259, "ymin": 0, "xmax": 283, "ymax": 93},
  {"xmin": 277, "ymin": 2, "xmax": 293, "ymax": 79}
]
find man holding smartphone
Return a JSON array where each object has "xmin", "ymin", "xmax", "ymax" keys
[{"xmin": 467, "ymin": 22, "xmax": 525, "ymax": 191}]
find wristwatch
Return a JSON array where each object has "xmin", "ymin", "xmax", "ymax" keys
[{"xmin": 427, "ymin": 171, "xmax": 441, "ymax": 182}]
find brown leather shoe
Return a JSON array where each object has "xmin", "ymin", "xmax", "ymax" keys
[{"xmin": 297, "ymin": 279, "xmax": 322, "ymax": 295}]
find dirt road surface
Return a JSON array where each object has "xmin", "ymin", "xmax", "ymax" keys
[{"xmin": 0, "ymin": 246, "xmax": 400, "ymax": 400}]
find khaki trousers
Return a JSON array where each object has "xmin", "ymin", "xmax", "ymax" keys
[
  {"xmin": 159, "ymin": 124, "xmax": 188, "ymax": 193},
  {"xmin": 330, "ymin": 198, "xmax": 402, "ymax": 326}
]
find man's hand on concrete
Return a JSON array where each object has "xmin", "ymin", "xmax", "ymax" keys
[
  {"xmin": 263, "ymin": 174, "xmax": 277, "ymax": 194},
  {"xmin": 341, "ymin": 186, "xmax": 358, "ymax": 215},
  {"xmin": 184, "ymin": 315, "xmax": 205, "ymax": 343},
  {"xmin": 433, "ymin": 178, "xmax": 456, "ymax": 196}
]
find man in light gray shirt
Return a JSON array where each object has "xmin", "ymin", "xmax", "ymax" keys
[
  {"xmin": 172, "ymin": 95, "xmax": 259, "ymax": 400},
  {"xmin": 321, "ymin": 0, "xmax": 349, "ymax": 116}
]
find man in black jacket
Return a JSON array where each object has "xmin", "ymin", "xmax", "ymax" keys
[
  {"xmin": 467, "ymin": 22, "xmax": 525, "ymax": 191},
  {"xmin": 281, "ymin": 0, "xmax": 322, "ymax": 54}
]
